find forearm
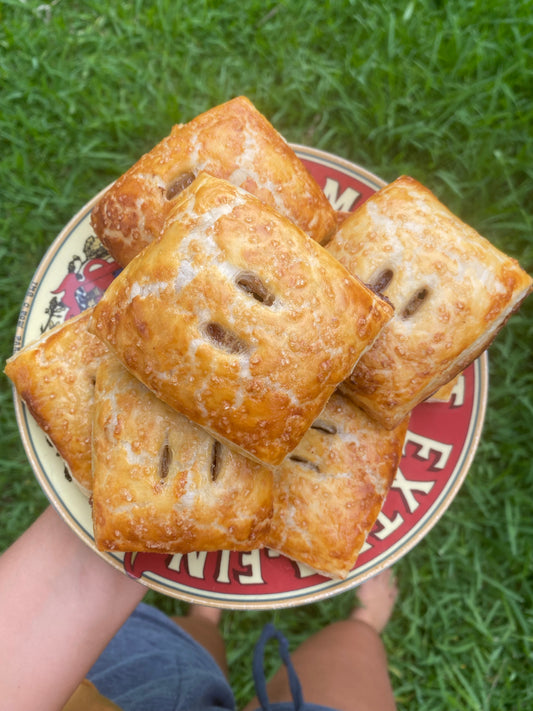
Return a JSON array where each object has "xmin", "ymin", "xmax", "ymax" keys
[{"xmin": 0, "ymin": 506, "xmax": 146, "ymax": 710}]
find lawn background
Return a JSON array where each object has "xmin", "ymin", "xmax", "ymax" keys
[{"xmin": 1, "ymin": 1, "xmax": 532, "ymax": 709}]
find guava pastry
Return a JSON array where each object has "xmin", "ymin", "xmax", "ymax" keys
[
  {"xmin": 327, "ymin": 176, "xmax": 533, "ymax": 429},
  {"xmin": 91, "ymin": 173, "xmax": 393, "ymax": 465},
  {"xmin": 91, "ymin": 96, "xmax": 337, "ymax": 266}
]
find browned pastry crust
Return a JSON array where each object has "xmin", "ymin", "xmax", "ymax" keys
[
  {"xmin": 4, "ymin": 310, "xmax": 108, "ymax": 492},
  {"xmin": 92, "ymin": 355, "xmax": 274, "ymax": 553},
  {"xmin": 90, "ymin": 173, "xmax": 393, "ymax": 466},
  {"xmin": 90, "ymin": 96, "xmax": 337, "ymax": 266},
  {"xmin": 328, "ymin": 176, "xmax": 533, "ymax": 429},
  {"xmin": 92, "ymin": 358, "xmax": 406, "ymax": 579},
  {"xmin": 268, "ymin": 393, "xmax": 409, "ymax": 579}
]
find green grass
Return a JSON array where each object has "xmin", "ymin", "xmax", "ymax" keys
[{"xmin": 1, "ymin": 1, "xmax": 532, "ymax": 709}]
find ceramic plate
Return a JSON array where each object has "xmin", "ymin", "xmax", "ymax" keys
[{"xmin": 11, "ymin": 146, "xmax": 488, "ymax": 609}]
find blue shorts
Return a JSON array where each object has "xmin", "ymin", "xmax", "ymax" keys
[{"xmin": 88, "ymin": 602, "xmax": 337, "ymax": 711}]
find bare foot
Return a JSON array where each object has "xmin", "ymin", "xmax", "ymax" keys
[
  {"xmin": 187, "ymin": 603, "xmax": 222, "ymax": 626},
  {"xmin": 350, "ymin": 567, "xmax": 398, "ymax": 634}
]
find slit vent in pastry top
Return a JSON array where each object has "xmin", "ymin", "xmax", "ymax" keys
[
  {"xmin": 90, "ymin": 173, "xmax": 393, "ymax": 466},
  {"xmin": 92, "ymin": 354, "xmax": 274, "ymax": 554},
  {"xmin": 268, "ymin": 392, "xmax": 410, "ymax": 579},
  {"xmin": 90, "ymin": 95, "xmax": 337, "ymax": 266},
  {"xmin": 3, "ymin": 309, "xmax": 109, "ymax": 493},
  {"xmin": 327, "ymin": 175, "xmax": 533, "ymax": 429}
]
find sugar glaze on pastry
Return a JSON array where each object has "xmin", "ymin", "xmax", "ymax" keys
[
  {"xmin": 268, "ymin": 392, "xmax": 409, "ymax": 579},
  {"xmin": 90, "ymin": 96, "xmax": 337, "ymax": 266},
  {"xmin": 328, "ymin": 176, "xmax": 533, "ymax": 428},
  {"xmin": 91, "ymin": 173, "xmax": 393, "ymax": 466},
  {"xmin": 92, "ymin": 354, "xmax": 274, "ymax": 553},
  {"xmin": 92, "ymin": 356, "xmax": 408, "ymax": 579},
  {"xmin": 4, "ymin": 309, "xmax": 108, "ymax": 492}
]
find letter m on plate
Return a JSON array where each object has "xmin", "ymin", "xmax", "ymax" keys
[{"xmin": 323, "ymin": 178, "xmax": 360, "ymax": 212}]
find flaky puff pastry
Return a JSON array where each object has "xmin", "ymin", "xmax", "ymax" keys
[
  {"xmin": 92, "ymin": 355, "xmax": 273, "ymax": 553},
  {"xmin": 91, "ymin": 173, "xmax": 393, "ymax": 466},
  {"xmin": 328, "ymin": 176, "xmax": 533, "ymax": 429},
  {"xmin": 93, "ymin": 358, "xmax": 407, "ymax": 578},
  {"xmin": 4, "ymin": 310, "xmax": 108, "ymax": 492},
  {"xmin": 268, "ymin": 393, "xmax": 409, "ymax": 579},
  {"xmin": 90, "ymin": 96, "xmax": 337, "ymax": 266}
]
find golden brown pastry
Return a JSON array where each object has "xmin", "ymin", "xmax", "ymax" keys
[
  {"xmin": 268, "ymin": 393, "xmax": 409, "ymax": 579},
  {"xmin": 92, "ymin": 357, "xmax": 406, "ymax": 578},
  {"xmin": 90, "ymin": 96, "xmax": 337, "ymax": 266},
  {"xmin": 4, "ymin": 309, "xmax": 108, "ymax": 492},
  {"xmin": 328, "ymin": 176, "xmax": 533, "ymax": 429},
  {"xmin": 91, "ymin": 173, "xmax": 393, "ymax": 466},
  {"xmin": 92, "ymin": 354, "xmax": 274, "ymax": 553}
]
